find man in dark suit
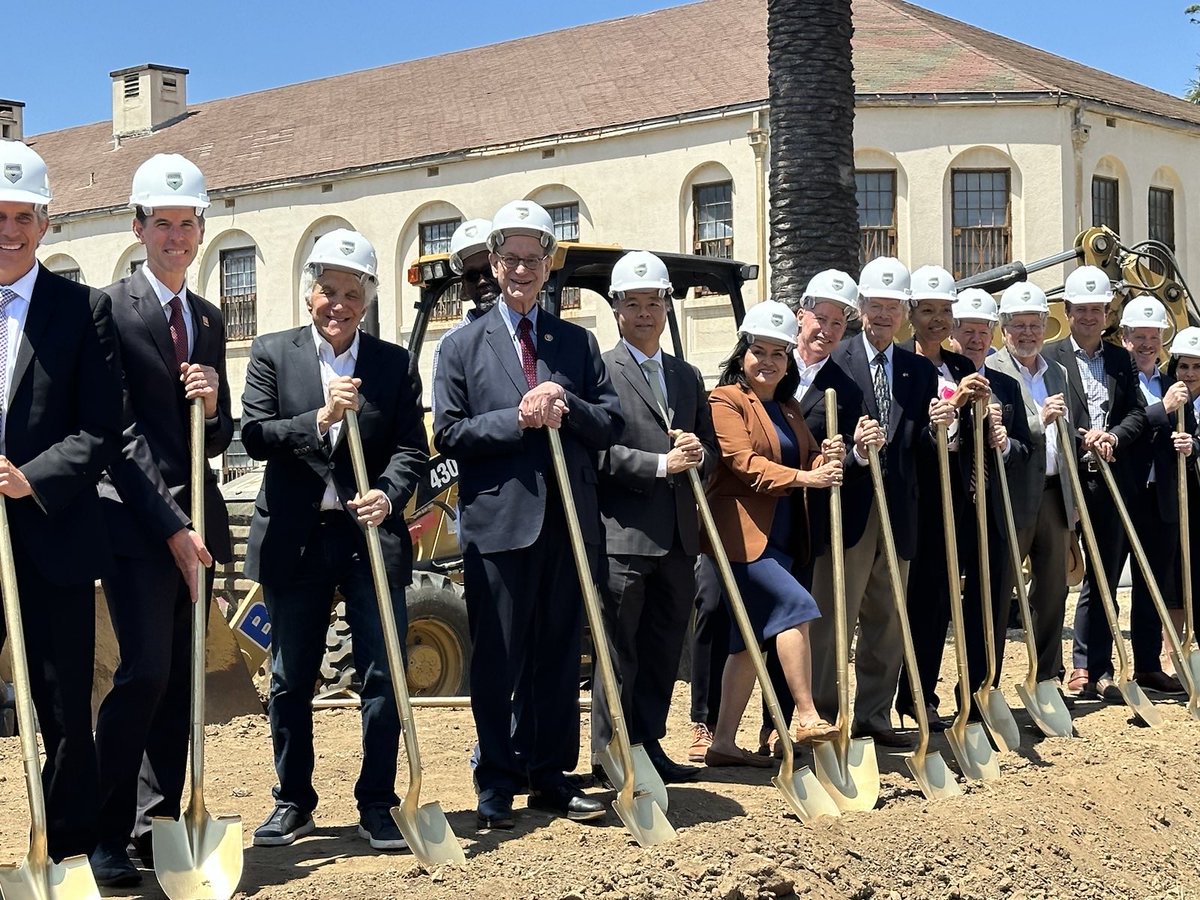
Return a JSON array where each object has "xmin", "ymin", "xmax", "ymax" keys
[
  {"xmin": 434, "ymin": 200, "xmax": 622, "ymax": 829},
  {"xmin": 0, "ymin": 140, "xmax": 123, "ymax": 862},
  {"xmin": 809, "ymin": 257, "xmax": 951, "ymax": 748},
  {"xmin": 90, "ymin": 154, "xmax": 232, "ymax": 887},
  {"xmin": 987, "ymin": 282, "xmax": 1076, "ymax": 694},
  {"xmin": 592, "ymin": 251, "xmax": 715, "ymax": 784},
  {"xmin": 1045, "ymin": 266, "xmax": 1146, "ymax": 701},
  {"xmin": 242, "ymin": 229, "xmax": 428, "ymax": 851}
]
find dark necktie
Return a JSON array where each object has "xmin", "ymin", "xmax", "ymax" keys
[
  {"xmin": 167, "ymin": 295, "xmax": 189, "ymax": 369},
  {"xmin": 0, "ymin": 287, "xmax": 14, "ymax": 435},
  {"xmin": 517, "ymin": 317, "xmax": 537, "ymax": 389},
  {"xmin": 872, "ymin": 350, "xmax": 891, "ymax": 433}
]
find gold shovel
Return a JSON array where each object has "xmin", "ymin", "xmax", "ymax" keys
[
  {"xmin": 811, "ymin": 389, "xmax": 880, "ymax": 811},
  {"xmin": 1056, "ymin": 419, "xmax": 1162, "ymax": 726},
  {"xmin": 970, "ymin": 400, "xmax": 1021, "ymax": 752},
  {"xmin": 682, "ymin": 464, "xmax": 840, "ymax": 823},
  {"xmin": 865, "ymin": 445, "xmax": 959, "ymax": 800},
  {"xmin": 342, "ymin": 409, "xmax": 465, "ymax": 866},
  {"xmin": 992, "ymin": 443, "xmax": 1074, "ymax": 738},
  {"xmin": 152, "ymin": 399, "xmax": 243, "ymax": 899},
  {"xmin": 1181, "ymin": 412, "xmax": 1200, "ymax": 718},
  {"xmin": 546, "ymin": 429, "xmax": 675, "ymax": 847},
  {"xmin": 1094, "ymin": 452, "xmax": 1200, "ymax": 719},
  {"xmin": 0, "ymin": 502, "xmax": 100, "ymax": 900},
  {"xmin": 936, "ymin": 424, "xmax": 1001, "ymax": 782}
]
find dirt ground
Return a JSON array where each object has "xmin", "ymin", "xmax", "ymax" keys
[{"xmin": 2, "ymin": 589, "xmax": 1200, "ymax": 900}]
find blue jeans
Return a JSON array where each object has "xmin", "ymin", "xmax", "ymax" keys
[{"xmin": 262, "ymin": 513, "xmax": 409, "ymax": 815}]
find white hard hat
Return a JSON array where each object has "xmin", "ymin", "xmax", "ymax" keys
[
  {"xmin": 1119, "ymin": 294, "xmax": 1169, "ymax": 330},
  {"xmin": 909, "ymin": 265, "xmax": 957, "ymax": 304},
  {"xmin": 306, "ymin": 228, "xmax": 378, "ymax": 283},
  {"xmin": 610, "ymin": 250, "xmax": 672, "ymax": 299},
  {"xmin": 858, "ymin": 256, "xmax": 910, "ymax": 301},
  {"xmin": 448, "ymin": 219, "xmax": 491, "ymax": 274},
  {"xmin": 0, "ymin": 140, "xmax": 51, "ymax": 205},
  {"xmin": 1170, "ymin": 326, "xmax": 1200, "ymax": 357},
  {"xmin": 128, "ymin": 153, "xmax": 209, "ymax": 213},
  {"xmin": 998, "ymin": 281, "xmax": 1049, "ymax": 317},
  {"xmin": 487, "ymin": 200, "xmax": 557, "ymax": 254},
  {"xmin": 739, "ymin": 300, "xmax": 799, "ymax": 349},
  {"xmin": 802, "ymin": 269, "xmax": 858, "ymax": 315},
  {"xmin": 1062, "ymin": 265, "xmax": 1113, "ymax": 305},
  {"xmin": 953, "ymin": 288, "xmax": 999, "ymax": 323}
]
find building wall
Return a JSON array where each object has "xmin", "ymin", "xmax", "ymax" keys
[{"xmin": 38, "ymin": 99, "xmax": 1198, "ymax": 426}]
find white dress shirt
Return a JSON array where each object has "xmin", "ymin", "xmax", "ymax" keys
[
  {"xmin": 793, "ymin": 351, "xmax": 829, "ymax": 403},
  {"xmin": 313, "ymin": 324, "xmax": 360, "ymax": 511},
  {"xmin": 0, "ymin": 262, "xmax": 37, "ymax": 453},
  {"xmin": 852, "ymin": 333, "xmax": 896, "ymax": 466},
  {"xmin": 1018, "ymin": 354, "xmax": 1059, "ymax": 477},
  {"xmin": 141, "ymin": 265, "xmax": 195, "ymax": 357}
]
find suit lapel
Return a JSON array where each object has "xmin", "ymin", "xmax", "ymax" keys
[
  {"xmin": 186, "ymin": 290, "xmax": 214, "ymax": 363},
  {"xmin": 614, "ymin": 342, "xmax": 668, "ymax": 428},
  {"xmin": 846, "ymin": 340, "xmax": 878, "ymax": 420},
  {"xmin": 130, "ymin": 268, "xmax": 180, "ymax": 375},
  {"xmin": 291, "ymin": 326, "xmax": 327, "ymax": 416},
  {"xmin": 993, "ymin": 348, "xmax": 1038, "ymax": 424},
  {"xmin": 8, "ymin": 268, "xmax": 55, "ymax": 404},
  {"xmin": 1052, "ymin": 340, "xmax": 1089, "ymax": 427},
  {"xmin": 485, "ymin": 307, "xmax": 531, "ymax": 398},
  {"xmin": 662, "ymin": 353, "xmax": 683, "ymax": 426},
  {"xmin": 889, "ymin": 346, "xmax": 910, "ymax": 439},
  {"xmin": 746, "ymin": 391, "xmax": 782, "ymax": 461},
  {"xmin": 535, "ymin": 309, "xmax": 563, "ymax": 385}
]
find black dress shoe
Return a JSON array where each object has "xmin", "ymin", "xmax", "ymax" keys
[
  {"xmin": 646, "ymin": 749, "xmax": 701, "ymax": 784},
  {"xmin": 852, "ymin": 725, "xmax": 914, "ymax": 749},
  {"xmin": 89, "ymin": 842, "xmax": 142, "ymax": 888},
  {"xmin": 591, "ymin": 764, "xmax": 615, "ymax": 790},
  {"xmin": 528, "ymin": 782, "xmax": 606, "ymax": 822},
  {"xmin": 897, "ymin": 704, "xmax": 947, "ymax": 733},
  {"xmin": 476, "ymin": 793, "xmax": 515, "ymax": 830}
]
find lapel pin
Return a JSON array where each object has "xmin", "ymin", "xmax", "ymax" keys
[
  {"xmin": 544, "ymin": 333, "xmax": 554, "ymax": 342},
  {"xmin": 201, "ymin": 315, "xmax": 210, "ymax": 326}
]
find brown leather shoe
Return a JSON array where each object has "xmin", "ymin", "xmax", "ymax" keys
[
  {"xmin": 1067, "ymin": 668, "xmax": 1089, "ymax": 695},
  {"xmin": 687, "ymin": 722, "xmax": 713, "ymax": 763},
  {"xmin": 851, "ymin": 725, "xmax": 914, "ymax": 749}
]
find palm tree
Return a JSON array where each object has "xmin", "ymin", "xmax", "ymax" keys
[{"xmin": 767, "ymin": 0, "xmax": 859, "ymax": 303}]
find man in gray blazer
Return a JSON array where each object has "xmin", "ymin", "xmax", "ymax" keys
[
  {"xmin": 592, "ymin": 251, "xmax": 716, "ymax": 784},
  {"xmin": 985, "ymin": 281, "xmax": 1075, "ymax": 690}
]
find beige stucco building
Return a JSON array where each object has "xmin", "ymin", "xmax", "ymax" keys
[{"xmin": 8, "ymin": 0, "xmax": 1200, "ymax": 472}]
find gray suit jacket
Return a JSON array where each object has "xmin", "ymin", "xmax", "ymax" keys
[
  {"xmin": 597, "ymin": 342, "xmax": 716, "ymax": 557},
  {"xmin": 986, "ymin": 346, "xmax": 1074, "ymax": 531}
]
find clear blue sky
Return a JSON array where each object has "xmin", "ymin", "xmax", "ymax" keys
[{"xmin": 5, "ymin": 1, "xmax": 1198, "ymax": 136}]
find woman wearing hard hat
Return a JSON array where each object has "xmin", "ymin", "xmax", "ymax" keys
[
  {"xmin": 1167, "ymin": 326, "xmax": 1200, "ymax": 646},
  {"xmin": 700, "ymin": 300, "xmax": 843, "ymax": 766}
]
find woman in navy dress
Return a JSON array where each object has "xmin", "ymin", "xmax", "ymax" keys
[{"xmin": 701, "ymin": 301, "xmax": 844, "ymax": 768}]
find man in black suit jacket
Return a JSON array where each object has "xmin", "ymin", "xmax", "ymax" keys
[
  {"xmin": 592, "ymin": 251, "xmax": 715, "ymax": 784},
  {"xmin": 434, "ymin": 200, "xmax": 622, "ymax": 829},
  {"xmin": 1045, "ymin": 266, "xmax": 1146, "ymax": 700},
  {"xmin": 809, "ymin": 258, "xmax": 951, "ymax": 748},
  {"xmin": 242, "ymin": 230, "xmax": 428, "ymax": 852},
  {"xmin": 0, "ymin": 140, "xmax": 123, "ymax": 862},
  {"xmin": 90, "ymin": 155, "xmax": 233, "ymax": 887}
]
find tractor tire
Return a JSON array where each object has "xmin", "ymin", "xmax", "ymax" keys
[{"xmin": 405, "ymin": 572, "xmax": 471, "ymax": 696}]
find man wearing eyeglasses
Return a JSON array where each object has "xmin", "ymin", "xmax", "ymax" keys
[{"xmin": 434, "ymin": 200, "xmax": 622, "ymax": 831}]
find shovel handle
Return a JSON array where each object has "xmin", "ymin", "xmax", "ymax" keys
[
  {"xmin": 991, "ymin": 442, "xmax": 1040, "ymax": 691},
  {"xmin": 823, "ymin": 390, "xmax": 852, "ymax": 765},
  {"xmin": 344, "ymin": 409, "xmax": 425, "ymax": 810},
  {"xmin": 186, "ymin": 398, "xmax": 209, "ymax": 819},
  {"xmin": 935, "ymin": 424, "xmax": 974, "ymax": 733},
  {"xmin": 972, "ymin": 399, "xmax": 999, "ymax": 693},
  {"xmin": 1178, "ymin": 408, "xmax": 1194, "ymax": 653},
  {"xmin": 0, "ymin": 495, "xmax": 50, "ymax": 865}
]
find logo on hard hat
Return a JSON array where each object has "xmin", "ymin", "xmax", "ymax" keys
[
  {"xmin": 464, "ymin": 224, "xmax": 478, "ymax": 237},
  {"xmin": 339, "ymin": 240, "xmax": 355, "ymax": 256},
  {"xmin": 881, "ymin": 273, "xmax": 894, "ymax": 286},
  {"xmin": 634, "ymin": 263, "xmax": 648, "ymax": 277},
  {"xmin": 165, "ymin": 172, "xmax": 183, "ymax": 191},
  {"xmin": 1021, "ymin": 291, "xmax": 1031, "ymax": 302},
  {"xmin": 3, "ymin": 164, "xmax": 21, "ymax": 184},
  {"xmin": 831, "ymin": 277, "xmax": 844, "ymax": 291},
  {"xmin": 971, "ymin": 298, "xmax": 982, "ymax": 309},
  {"xmin": 1191, "ymin": 336, "xmax": 1200, "ymax": 348},
  {"xmin": 516, "ymin": 206, "xmax": 530, "ymax": 220},
  {"xmin": 1085, "ymin": 280, "xmax": 1097, "ymax": 292},
  {"xmin": 770, "ymin": 313, "xmax": 784, "ymax": 327},
  {"xmin": 928, "ymin": 276, "xmax": 939, "ymax": 288},
  {"xmin": 1144, "ymin": 306, "xmax": 1154, "ymax": 318}
]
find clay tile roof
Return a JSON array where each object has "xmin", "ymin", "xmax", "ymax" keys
[{"xmin": 26, "ymin": 0, "xmax": 1200, "ymax": 219}]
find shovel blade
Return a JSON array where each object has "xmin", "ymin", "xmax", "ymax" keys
[
  {"xmin": 904, "ymin": 750, "xmax": 961, "ymax": 801},
  {"xmin": 947, "ymin": 722, "xmax": 1002, "ymax": 782},
  {"xmin": 611, "ymin": 792, "xmax": 676, "ymax": 848},
  {"xmin": 392, "ymin": 801, "xmax": 466, "ymax": 867},
  {"xmin": 811, "ymin": 738, "xmax": 880, "ymax": 813},
  {"xmin": 975, "ymin": 687, "xmax": 1022, "ymax": 753},
  {"xmin": 771, "ymin": 764, "xmax": 841, "ymax": 823},
  {"xmin": 596, "ymin": 742, "xmax": 668, "ymax": 812},
  {"xmin": 152, "ymin": 813, "xmax": 243, "ymax": 900},
  {"xmin": 0, "ymin": 853, "xmax": 99, "ymax": 900},
  {"xmin": 1015, "ymin": 681, "xmax": 1074, "ymax": 738},
  {"xmin": 1185, "ymin": 655, "xmax": 1200, "ymax": 721},
  {"xmin": 1117, "ymin": 679, "xmax": 1163, "ymax": 728}
]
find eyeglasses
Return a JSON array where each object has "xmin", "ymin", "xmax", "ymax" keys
[{"xmin": 498, "ymin": 254, "xmax": 548, "ymax": 271}]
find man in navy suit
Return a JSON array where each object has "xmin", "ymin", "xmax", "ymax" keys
[
  {"xmin": 0, "ymin": 140, "xmax": 123, "ymax": 862},
  {"xmin": 91, "ymin": 154, "xmax": 233, "ymax": 887},
  {"xmin": 242, "ymin": 230, "xmax": 428, "ymax": 852},
  {"xmin": 809, "ymin": 257, "xmax": 952, "ymax": 748},
  {"xmin": 434, "ymin": 200, "xmax": 622, "ymax": 829}
]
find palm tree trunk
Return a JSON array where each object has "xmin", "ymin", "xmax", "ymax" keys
[{"xmin": 767, "ymin": 0, "xmax": 858, "ymax": 304}]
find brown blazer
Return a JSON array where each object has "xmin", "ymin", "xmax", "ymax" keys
[{"xmin": 704, "ymin": 383, "xmax": 820, "ymax": 564}]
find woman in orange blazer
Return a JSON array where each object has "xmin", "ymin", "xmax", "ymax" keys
[{"xmin": 702, "ymin": 301, "xmax": 844, "ymax": 768}]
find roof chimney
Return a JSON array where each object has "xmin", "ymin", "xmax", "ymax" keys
[
  {"xmin": 0, "ymin": 100, "xmax": 24, "ymax": 142},
  {"xmin": 110, "ymin": 64, "xmax": 188, "ymax": 138}
]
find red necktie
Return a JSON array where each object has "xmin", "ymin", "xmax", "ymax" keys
[
  {"xmin": 168, "ymin": 295, "xmax": 189, "ymax": 369},
  {"xmin": 517, "ymin": 317, "xmax": 537, "ymax": 389}
]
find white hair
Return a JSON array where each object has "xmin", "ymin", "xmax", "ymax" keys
[
  {"xmin": 998, "ymin": 311, "xmax": 1048, "ymax": 327},
  {"xmin": 301, "ymin": 265, "xmax": 378, "ymax": 307}
]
